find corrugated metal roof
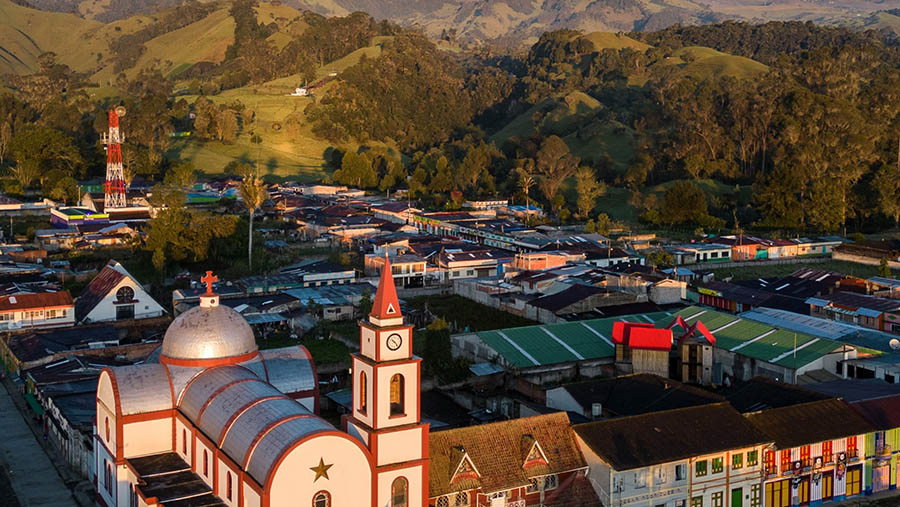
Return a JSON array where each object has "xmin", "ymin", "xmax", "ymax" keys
[
  {"xmin": 259, "ymin": 346, "xmax": 316, "ymax": 395},
  {"xmin": 196, "ymin": 379, "xmax": 278, "ymax": 444},
  {"xmin": 221, "ymin": 398, "xmax": 313, "ymax": 466},
  {"xmin": 179, "ymin": 366, "xmax": 258, "ymax": 421},
  {"xmin": 245, "ymin": 416, "xmax": 333, "ymax": 484},
  {"xmin": 113, "ymin": 364, "xmax": 174, "ymax": 416}
]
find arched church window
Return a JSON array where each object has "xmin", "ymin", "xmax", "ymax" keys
[
  {"xmin": 455, "ymin": 492, "xmax": 468, "ymax": 506},
  {"xmin": 226, "ymin": 472, "xmax": 233, "ymax": 500},
  {"xmin": 390, "ymin": 374, "xmax": 405, "ymax": 416},
  {"xmin": 391, "ymin": 477, "xmax": 408, "ymax": 507},
  {"xmin": 182, "ymin": 429, "xmax": 187, "ymax": 454},
  {"xmin": 116, "ymin": 286, "xmax": 135, "ymax": 303},
  {"xmin": 359, "ymin": 371, "xmax": 367, "ymax": 414},
  {"xmin": 105, "ymin": 417, "xmax": 110, "ymax": 442},
  {"xmin": 313, "ymin": 491, "xmax": 330, "ymax": 507},
  {"xmin": 203, "ymin": 450, "xmax": 209, "ymax": 477}
]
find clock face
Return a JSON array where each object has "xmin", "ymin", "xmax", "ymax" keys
[{"xmin": 386, "ymin": 333, "xmax": 403, "ymax": 351}]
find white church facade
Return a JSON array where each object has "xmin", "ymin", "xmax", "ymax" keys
[{"xmin": 95, "ymin": 264, "xmax": 426, "ymax": 507}]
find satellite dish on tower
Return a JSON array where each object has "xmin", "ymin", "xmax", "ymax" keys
[
  {"xmin": 115, "ymin": 106, "xmax": 127, "ymax": 118},
  {"xmin": 890, "ymin": 339, "xmax": 900, "ymax": 351}
]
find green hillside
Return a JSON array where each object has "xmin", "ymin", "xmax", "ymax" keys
[
  {"xmin": 580, "ymin": 32, "xmax": 651, "ymax": 52},
  {"xmin": 667, "ymin": 46, "xmax": 769, "ymax": 80}
]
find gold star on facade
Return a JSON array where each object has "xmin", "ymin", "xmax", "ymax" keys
[{"xmin": 310, "ymin": 458, "xmax": 333, "ymax": 482}]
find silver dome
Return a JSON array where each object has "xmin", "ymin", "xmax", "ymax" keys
[{"xmin": 161, "ymin": 303, "xmax": 257, "ymax": 361}]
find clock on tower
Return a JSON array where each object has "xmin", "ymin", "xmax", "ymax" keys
[{"xmin": 344, "ymin": 255, "xmax": 428, "ymax": 507}]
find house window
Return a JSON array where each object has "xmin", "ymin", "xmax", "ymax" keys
[
  {"xmin": 116, "ymin": 304, "xmax": 134, "ymax": 320},
  {"xmin": 543, "ymin": 474, "xmax": 558, "ymax": 490},
  {"xmin": 454, "ymin": 492, "xmax": 468, "ymax": 506},
  {"xmin": 711, "ymin": 491, "xmax": 723, "ymax": 507},
  {"xmin": 437, "ymin": 498, "xmax": 449, "ymax": 507},
  {"xmin": 732, "ymin": 453, "xmax": 743, "ymax": 470},
  {"xmin": 691, "ymin": 496, "xmax": 703, "ymax": 507},
  {"xmin": 780, "ymin": 450, "xmax": 791, "ymax": 473},
  {"xmin": 847, "ymin": 436, "xmax": 858, "ymax": 458},
  {"xmin": 226, "ymin": 472, "xmax": 233, "ymax": 500},
  {"xmin": 313, "ymin": 491, "xmax": 330, "ymax": 507},
  {"xmin": 675, "ymin": 464, "xmax": 687, "ymax": 481},
  {"xmin": 800, "ymin": 445, "xmax": 810, "ymax": 467},
  {"xmin": 695, "ymin": 460, "xmax": 707, "ymax": 477},
  {"xmin": 747, "ymin": 450, "xmax": 758, "ymax": 466},
  {"xmin": 750, "ymin": 484, "xmax": 761, "ymax": 507},
  {"xmin": 654, "ymin": 465, "xmax": 667, "ymax": 484},
  {"xmin": 391, "ymin": 477, "xmax": 408, "ymax": 507},
  {"xmin": 823, "ymin": 441, "xmax": 833, "ymax": 463},
  {"xmin": 527, "ymin": 478, "xmax": 539, "ymax": 494},
  {"xmin": 390, "ymin": 374, "xmax": 405, "ymax": 416},
  {"xmin": 116, "ymin": 286, "xmax": 135, "ymax": 303},
  {"xmin": 359, "ymin": 371, "xmax": 367, "ymax": 414},
  {"xmin": 764, "ymin": 451, "xmax": 776, "ymax": 474},
  {"xmin": 712, "ymin": 457, "xmax": 723, "ymax": 473}
]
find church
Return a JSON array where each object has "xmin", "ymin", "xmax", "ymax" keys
[
  {"xmin": 95, "ymin": 259, "xmax": 426, "ymax": 507},
  {"xmin": 95, "ymin": 259, "xmax": 590, "ymax": 507}
]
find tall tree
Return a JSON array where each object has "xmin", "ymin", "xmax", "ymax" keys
[
  {"xmin": 238, "ymin": 166, "xmax": 269, "ymax": 270},
  {"xmin": 535, "ymin": 135, "xmax": 578, "ymax": 213},
  {"xmin": 873, "ymin": 163, "xmax": 900, "ymax": 227},
  {"xmin": 574, "ymin": 166, "xmax": 606, "ymax": 219},
  {"xmin": 517, "ymin": 161, "xmax": 536, "ymax": 221},
  {"xmin": 9, "ymin": 126, "xmax": 81, "ymax": 188},
  {"xmin": 334, "ymin": 152, "xmax": 377, "ymax": 188}
]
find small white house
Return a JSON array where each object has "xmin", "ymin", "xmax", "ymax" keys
[
  {"xmin": 74, "ymin": 260, "xmax": 166, "ymax": 323},
  {"xmin": 290, "ymin": 87, "xmax": 309, "ymax": 97},
  {"xmin": 0, "ymin": 291, "xmax": 76, "ymax": 331}
]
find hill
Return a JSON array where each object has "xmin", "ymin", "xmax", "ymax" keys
[
  {"xmin": 580, "ymin": 31, "xmax": 651, "ymax": 52},
  {"xmin": 18, "ymin": 0, "xmax": 900, "ymax": 44},
  {"xmin": 666, "ymin": 46, "xmax": 768, "ymax": 80}
]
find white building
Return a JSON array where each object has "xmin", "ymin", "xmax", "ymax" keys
[
  {"xmin": 75, "ymin": 260, "xmax": 166, "ymax": 323},
  {"xmin": 574, "ymin": 403, "xmax": 771, "ymax": 507},
  {"xmin": 0, "ymin": 291, "xmax": 75, "ymax": 331},
  {"xmin": 95, "ymin": 261, "xmax": 428, "ymax": 507}
]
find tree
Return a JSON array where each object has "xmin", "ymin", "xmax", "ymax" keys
[
  {"xmin": 144, "ymin": 203, "xmax": 237, "ymax": 274},
  {"xmin": 646, "ymin": 249, "xmax": 675, "ymax": 267},
  {"xmin": 874, "ymin": 163, "xmax": 900, "ymax": 227},
  {"xmin": 165, "ymin": 161, "xmax": 197, "ymax": 189},
  {"xmin": 49, "ymin": 176, "xmax": 80, "ymax": 204},
  {"xmin": 334, "ymin": 152, "xmax": 377, "ymax": 188},
  {"xmin": 238, "ymin": 166, "xmax": 269, "ymax": 270},
  {"xmin": 880, "ymin": 257, "xmax": 892, "ymax": 278},
  {"xmin": 0, "ymin": 122, "xmax": 11, "ymax": 164},
  {"xmin": 535, "ymin": 136, "xmax": 578, "ymax": 212},
  {"xmin": 659, "ymin": 181, "xmax": 713, "ymax": 226},
  {"xmin": 574, "ymin": 166, "xmax": 606, "ymax": 219},
  {"xmin": 9, "ymin": 126, "xmax": 81, "ymax": 188},
  {"xmin": 517, "ymin": 162, "xmax": 536, "ymax": 223}
]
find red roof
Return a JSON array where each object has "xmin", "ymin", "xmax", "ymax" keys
[
  {"xmin": 611, "ymin": 321, "xmax": 654, "ymax": 345},
  {"xmin": 370, "ymin": 255, "xmax": 401, "ymax": 320},
  {"xmin": 611, "ymin": 322, "xmax": 671, "ymax": 351},
  {"xmin": 0, "ymin": 291, "xmax": 73, "ymax": 312}
]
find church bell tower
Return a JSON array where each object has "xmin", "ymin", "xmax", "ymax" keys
[{"xmin": 345, "ymin": 255, "xmax": 429, "ymax": 507}]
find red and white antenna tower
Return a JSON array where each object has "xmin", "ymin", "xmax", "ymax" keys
[{"xmin": 102, "ymin": 107, "xmax": 127, "ymax": 209}]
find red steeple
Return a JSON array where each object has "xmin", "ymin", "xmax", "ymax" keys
[{"xmin": 370, "ymin": 254, "xmax": 401, "ymax": 320}]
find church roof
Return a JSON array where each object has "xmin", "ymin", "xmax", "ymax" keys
[
  {"xmin": 74, "ymin": 261, "xmax": 126, "ymax": 322},
  {"xmin": 370, "ymin": 254, "xmax": 401, "ymax": 320},
  {"xmin": 429, "ymin": 412, "xmax": 587, "ymax": 497}
]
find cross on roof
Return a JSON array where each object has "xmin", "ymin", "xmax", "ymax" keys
[{"xmin": 201, "ymin": 271, "xmax": 218, "ymax": 296}]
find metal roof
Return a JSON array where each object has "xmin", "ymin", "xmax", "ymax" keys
[
  {"xmin": 472, "ymin": 312, "xmax": 671, "ymax": 368},
  {"xmin": 179, "ymin": 366, "xmax": 259, "ymax": 421},
  {"xmin": 196, "ymin": 379, "xmax": 279, "ymax": 444},
  {"xmin": 112, "ymin": 364, "xmax": 174, "ymax": 416},
  {"xmin": 245, "ymin": 416, "xmax": 333, "ymax": 484},
  {"xmin": 162, "ymin": 304, "xmax": 258, "ymax": 361},
  {"xmin": 742, "ymin": 307, "xmax": 899, "ymax": 353},
  {"xmin": 661, "ymin": 306, "xmax": 847, "ymax": 369},
  {"xmin": 221, "ymin": 398, "xmax": 313, "ymax": 466},
  {"xmin": 259, "ymin": 346, "xmax": 316, "ymax": 395}
]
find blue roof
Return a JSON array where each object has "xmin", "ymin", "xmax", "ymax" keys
[{"xmin": 469, "ymin": 362, "xmax": 504, "ymax": 376}]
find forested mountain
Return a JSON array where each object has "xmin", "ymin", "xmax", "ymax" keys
[
  {"xmin": 13, "ymin": 0, "xmax": 900, "ymax": 43},
  {"xmin": 2, "ymin": 0, "xmax": 900, "ymax": 235}
]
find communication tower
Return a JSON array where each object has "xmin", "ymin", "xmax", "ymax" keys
[{"xmin": 102, "ymin": 106, "xmax": 128, "ymax": 209}]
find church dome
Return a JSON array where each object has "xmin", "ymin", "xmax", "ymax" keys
[{"xmin": 161, "ymin": 297, "xmax": 257, "ymax": 363}]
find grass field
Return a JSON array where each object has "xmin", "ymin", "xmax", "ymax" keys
[
  {"xmin": 667, "ymin": 46, "xmax": 769, "ymax": 80},
  {"xmin": 709, "ymin": 260, "xmax": 900, "ymax": 281}
]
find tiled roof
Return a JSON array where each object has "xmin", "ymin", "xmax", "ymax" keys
[
  {"xmin": 74, "ymin": 261, "xmax": 126, "ymax": 321},
  {"xmin": 745, "ymin": 399, "xmax": 876, "ymax": 448},
  {"xmin": 0, "ymin": 291, "xmax": 73, "ymax": 312},
  {"xmin": 429, "ymin": 412, "xmax": 587, "ymax": 497},
  {"xmin": 848, "ymin": 395, "xmax": 900, "ymax": 430},
  {"xmin": 575, "ymin": 403, "xmax": 771, "ymax": 470},
  {"xmin": 558, "ymin": 374, "xmax": 723, "ymax": 417}
]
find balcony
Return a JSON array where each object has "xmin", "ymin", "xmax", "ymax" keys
[{"xmin": 876, "ymin": 445, "xmax": 892, "ymax": 457}]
